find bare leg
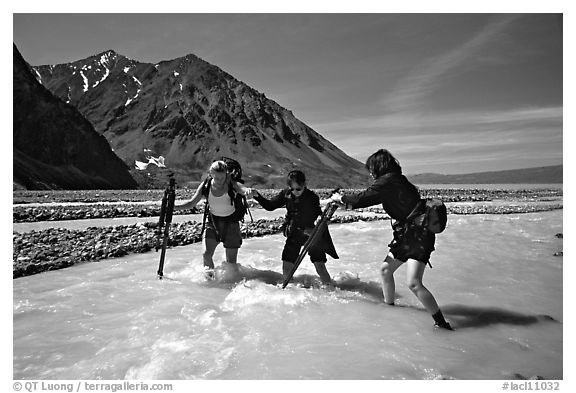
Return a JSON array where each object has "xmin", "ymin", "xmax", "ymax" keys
[
  {"xmin": 225, "ymin": 247, "xmax": 239, "ymax": 264},
  {"xmin": 405, "ymin": 258, "xmax": 440, "ymax": 314},
  {"xmin": 380, "ymin": 254, "xmax": 404, "ymax": 305},
  {"xmin": 313, "ymin": 261, "xmax": 332, "ymax": 285},
  {"xmin": 225, "ymin": 248, "xmax": 240, "ymax": 273},
  {"xmin": 202, "ymin": 237, "xmax": 218, "ymax": 269},
  {"xmin": 405, "ymin": 259, "xmax": 453, "ymax": 330}
]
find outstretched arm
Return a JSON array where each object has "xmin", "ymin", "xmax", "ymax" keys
[
  {"xmin": 253, "ymin": 189, "xmax": 287, "ymax": 211},
  {"xmin": 328, "ymin": 182, "xmax": 385, "ymax": 210},
  {"xmin": 232, "ymin": 181, "xmax": 252, "ymax": 196},
  {"xmin": 174, "ymin": 181, "xmax": 204, "ymax": 211},
  {"xmin": 341, "ymin": 182, "xmax": 385, "ymax": 209}
]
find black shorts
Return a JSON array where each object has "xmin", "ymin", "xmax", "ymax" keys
[
  {"xmin": 204, "ymin": 216, "xmax": 242, "ymax": 248},
  {"xmin": 282, "ymin": 231, "xmax": 327, "ymax": 264},
  {"xmin": 388, "ymin": 220, "xmax": 435, "ymax": 263}
]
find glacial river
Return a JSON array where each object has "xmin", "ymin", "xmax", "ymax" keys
[{"xmin": 13, "ymin": 210, "xmax": 562, "ymax": 379}]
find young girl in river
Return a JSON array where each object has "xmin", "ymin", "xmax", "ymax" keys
[
  {"xmin": 328, "ymin": 149, "xmax": 453, "ymax": 330},
  {"xmin": 175, "ymin": 160, "xmax": 251, "ymax": 278},
  {"xmin": 250, "ymin": 170, "xmax": 338, "ymax": 285}
]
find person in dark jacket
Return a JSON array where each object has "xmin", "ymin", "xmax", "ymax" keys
[
  {"xmin": 328, "ymin": 149, "xmax": 453, "ymax": 330},
  {"xmin": 250, "ymin": 170, "xmax": 338, "ymax": 285}
]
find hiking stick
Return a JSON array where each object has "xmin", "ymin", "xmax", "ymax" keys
[
  {"xmin": 154, "ymin": 185, "xmax": 169, "ymax": 251},
  {"xmin": 282, "ymin": 202, "xmax": 339, "ymax": 288},
  {"xmin": 157, "ymin": 175, "xmax": 176, "ymax": 279}
]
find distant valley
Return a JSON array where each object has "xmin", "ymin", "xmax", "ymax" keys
[{"xmin": 407, "ymin": 165, "xmax": 563, "ymax": 185}]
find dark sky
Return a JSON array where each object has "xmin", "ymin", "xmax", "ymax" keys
[{"xmin": 13, "ymin": 11, "xmax": 563, "ymax": 174}]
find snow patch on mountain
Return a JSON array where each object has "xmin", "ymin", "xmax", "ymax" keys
[
  {"xmin": 80, "ymin": 71, "xmax": 89, "ymax": 92},
  {"xmin": 135, "ymin": 155, "xmax": 166, "ymax": 170},
  {"xmin": 99, "ymin": 52, "xmax": 114, "ymax": 66},
  {"xmin": 125, "ymin": 75, "xmax": 143, "ymax": 106},
  {"xmin": 92, "ymin": 67, "xmax": 110, "ymax": 88},
  {"xmin": 33, "ymin": 69, "xmax": 42, "ymax": 84}
]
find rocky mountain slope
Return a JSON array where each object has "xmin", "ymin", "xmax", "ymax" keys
[
  {"xmin": 33, "ymin": 50, "xmax": 370, "ymax": 188},
  {"xmin": 13, "ymin": 44, "xmax": 137, "ymax": 190}
]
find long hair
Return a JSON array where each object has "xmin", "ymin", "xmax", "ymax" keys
[{"xmin": 365, "ymin": 149, "xmax": 402, "ymax": 179}]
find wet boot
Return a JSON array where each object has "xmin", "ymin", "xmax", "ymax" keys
[{"xmin": 433, "ymin": 310, "xmax": 454, "ymax": 331}]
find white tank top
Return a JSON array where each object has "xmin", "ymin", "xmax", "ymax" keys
[{"xmin": 208, "ymin": 186, "xmax": 236, "ymax": 217}]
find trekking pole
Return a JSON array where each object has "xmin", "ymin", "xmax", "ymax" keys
[
  {"xmin": 154, "ymin": 184, "xmax": 169, "ymax": 251},
  {"xmin": 246, "ymin": 196, "xmax": 254, "ymax": 222},
  {"xmin": 157, "ymin": 174, "xmax": 176, "ymax": 279},
  {"xmin": 282, "ymin": 202, "xmax": 339, "ymax": 288}
]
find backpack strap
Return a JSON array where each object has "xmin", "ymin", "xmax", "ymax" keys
[
  {"xmin": 200, "ymin": 178, "xmax": 211, "ymax": 237},
  {"xmin": 227, "ymin": 182, "xmax": 236, "ymax": 206},
  {"xmin": 200, "ymin": 178, "xmax": 226, "ymax": 240},
  {"xmin": 405, "ymin": 199, "xmax": 426, "ymax": 222}
]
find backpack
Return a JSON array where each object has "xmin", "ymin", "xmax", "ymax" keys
[
  {"xmin": 408, "ymin": 198, "xmax": 448, "ymax": 234},
  {"xmin": 424, "ymin": 199, "xmax": 447, "ymax": 234},
  {"xmin": 218, "ymin": 156, "xmax": 244, "ymax": 184}
]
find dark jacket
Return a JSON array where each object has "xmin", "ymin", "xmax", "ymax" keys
[
  {"xmin": 254, "ymin": 188, "xmax": 338, "ymax": 259},
  {"xmin": 342, "ymin": 173, "xmax": 421, "ymax": 221},
  {"xmin": 255, "ymin": 188, "xmax": 320, "ymax": 229}
]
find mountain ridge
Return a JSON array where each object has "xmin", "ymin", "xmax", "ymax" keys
[
  {"xmin": 32, "ymin": 49, "xmax": 370, "ymax": 188},
  {"xmin": 407, "ymin": 165, "xmax": 562, "ymax": 184},
  {"xmin": 13, "ymin": 44, "xmax": 138, "ymax": 190}
]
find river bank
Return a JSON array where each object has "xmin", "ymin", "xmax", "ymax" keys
[
  {"xmin": 13, "ymin": 214, "xmax": 383, "ymax": 279},
  {"xmin": 13, "ymin": 187, "xmax": 562, "ymax": 222},
  {"xmin": 13, "ymin": 187, "xmax": 561, "ymax": 204},
  {"xmin": 13, "ymin": 203, "xmax": 563, "ymax": 279},
  {"xmin": 13, "ymin": 186, "xmax": 563, "ymax": 279}
]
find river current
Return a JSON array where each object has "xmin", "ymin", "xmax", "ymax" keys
[{"xmin": 13, "ymin": 210, "xmax": 563, "ymax": 379}]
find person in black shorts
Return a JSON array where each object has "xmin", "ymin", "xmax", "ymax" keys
[
  {"xmin": 250, "ymin": 170, "xmax": 338, "ymax": 285},
  {"xmin": 175, "ymin": 160, "xmax": 250, "ymax": 278},
  {"xmin": 329, "ymin": 149, "xmax": 453, "ymax": 330}
]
